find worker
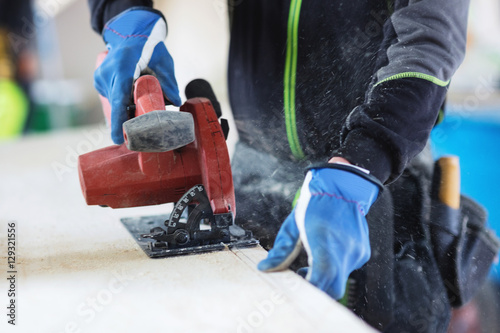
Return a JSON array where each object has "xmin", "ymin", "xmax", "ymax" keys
[{"xmin": 87, "ymin": 1, "xmax": 498, "ymax": 332}]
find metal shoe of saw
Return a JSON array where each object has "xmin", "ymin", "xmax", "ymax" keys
[{"xmin": 78, "ymin": 74, "xmax": 257, "ymax": 257}]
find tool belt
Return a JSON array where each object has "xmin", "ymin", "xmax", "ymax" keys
[{"xmin": 349, "ymin": 154, "xmax": 500, "ymax": 333}]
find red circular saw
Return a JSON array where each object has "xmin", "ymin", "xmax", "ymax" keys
[{"xmin": 78, "ymin": 74, "xmax": 257, "ymax": 257}]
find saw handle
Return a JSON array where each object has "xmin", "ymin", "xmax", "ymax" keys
[
  {"xmin": 132, "ymin": 75, "xmax": 166, "ymax": 117},
  {"xmin": 96, "ymin": 52, "xmax": 164, "ymax": 125},
  {"xmin": 96, "ymin": 52, "xmax": 194, "ymax": 152},
  {"xmin": 123, "ymin": 76, "xmax": 195, "ymax": 152}
]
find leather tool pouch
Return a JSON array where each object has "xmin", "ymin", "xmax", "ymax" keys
[
  {"xmin": 349, "ymin": 154, "xmax": 500, "ymax": 332},
  {"xmin": 430, "ymin": 157, "xmax": 500, "ymax": 307}
]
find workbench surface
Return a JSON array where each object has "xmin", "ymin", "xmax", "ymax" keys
[{"xmin": 0, "ymin": 127, "xmax": 376, "ymax": 333}]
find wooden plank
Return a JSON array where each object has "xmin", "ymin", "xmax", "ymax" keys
[{"xmin": 0, "ymin": 127, "xmax": 377, "ymax": 332}]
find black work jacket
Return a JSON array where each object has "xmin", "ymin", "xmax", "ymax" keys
[{"xmin": 88, "ymin": 0, "xmax": 470, "ymax": 184}]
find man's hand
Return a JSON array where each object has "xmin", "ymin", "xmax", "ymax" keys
[
  {"xmin": 258, "ymin": 163, "xmax": 381, "ymax": 299},
  {"xmin": 94, "ymin": 8, "xmax": 181, "ymax": 144}
]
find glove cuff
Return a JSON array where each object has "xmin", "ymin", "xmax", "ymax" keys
[
  {"xmin": 306, "ymin": 162, "xmax": 384, "ymax": 194},
  {"xmin": 102, "ymin": 7, "xmax": 168, "ymax": 42}
]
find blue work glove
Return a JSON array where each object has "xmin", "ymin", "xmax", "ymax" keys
[
  {"xmin": 94, "ymin": 8, "xmax": 181, "ymax": 144},
  {"xmin": 258, "ymin": 163, "xmax": 382, "ymax": 299}
]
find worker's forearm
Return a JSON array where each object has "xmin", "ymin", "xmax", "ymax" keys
[
  {"xmin": 334, "ymin": 0, "xmax": 469, "ymax": 184},
  {"xmin": 335, "ymin": 77, "xmax": 445, "ymax": 184}
]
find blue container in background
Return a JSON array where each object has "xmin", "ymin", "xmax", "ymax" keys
[{"xmin": 431, "ymin": 109, "xmax": 500, "ymax": 280}]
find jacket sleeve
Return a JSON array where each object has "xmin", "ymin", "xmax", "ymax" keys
[
  {"xmin": 335, "ymin": 0, "xmax": 470, "ymax": 184},
  {"xmin": 88, "ymin": 0, "xmax": 153, "ymax": 33}
]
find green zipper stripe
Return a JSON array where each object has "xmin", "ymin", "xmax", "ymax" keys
[
  {"xmin": 284, "ymin": 0, "xmax": 305, "ymax": 159},
  {"xmin": 375, "ymin": 72, "xmax": 450, "ymax": 87},
  {"xmin": 292, "ymin": 187, "xmax": 301, "ymax": 208}
]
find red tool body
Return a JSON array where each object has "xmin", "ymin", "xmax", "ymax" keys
[
  {"xmin": 78, "ymin": 75, "xmax": 235, "ymax": 216},
  {"xmin": 78, "ymin": 72, "xmax": 257, "ymax": 257}
]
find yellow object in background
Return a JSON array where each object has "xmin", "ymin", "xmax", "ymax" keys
[
  {"xmin": 0, "ymin": 79, "xmax": 28, "ymax": 140},
  {"xmin": 0, "ymin": 27, "xmax": 29, "ymax": 140}
]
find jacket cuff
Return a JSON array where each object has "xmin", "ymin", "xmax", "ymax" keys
[
  {"xmin": 334, "ymin": 77, "xmax": 447, "ymax": 185},
  {"xmin": 334, "ymin": 130, "xmax": 393, "ymax": 184}
]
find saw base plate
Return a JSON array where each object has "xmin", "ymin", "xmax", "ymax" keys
[{"xmin": 121, "ymin": 214, "xmax": 259, "ymax": 258}]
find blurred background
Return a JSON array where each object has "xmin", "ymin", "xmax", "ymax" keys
[
  {"xmin": 1, "ymin": 0, "xmax": 500, "ymax": 332},
  {"xmin": 0, "ymin": 0, "xmax": 232, "ymax": 138}
]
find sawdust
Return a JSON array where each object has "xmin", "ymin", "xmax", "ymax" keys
[{"xmin": 16, "ymin": 239, "xmax": 142, "ymax": 277}]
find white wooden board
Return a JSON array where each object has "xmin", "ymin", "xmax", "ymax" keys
[{"xmin": 0, "ymin": 127, "xmax": 377, "ymax": 332}]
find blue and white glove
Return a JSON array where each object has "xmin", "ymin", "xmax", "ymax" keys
[
  {"xmin": 258, "ymin": 163, "xmax": 382, "ymax": 299},
  {"xmin": 94, "ymin": 8, "xmax": 181, "ymax": 144}
]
